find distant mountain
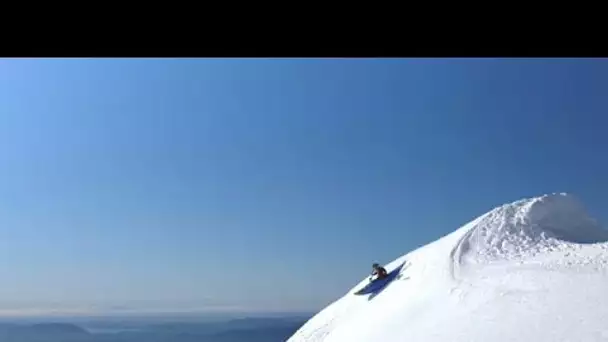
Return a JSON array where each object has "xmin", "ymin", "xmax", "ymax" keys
[
  {"xmin": 146, "ymin": 316, "xmax": 306, "ymax": 334},
  {"xmin": 27, "ymin": 323, "xmax": 90, "ymax": 335},
  {"xmin": 0, "ymin": 316, "xmax": 307, "ymax": 342},
  {"xmin": 0, "ymin": 322, "xmax": 90, "ymax": 342},
  {"xmin": 207, "ymin": 321, "xmax": 306, "ymax": 342}
]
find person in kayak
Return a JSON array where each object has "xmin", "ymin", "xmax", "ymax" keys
[{"xmin": 370, "ymin": 263, "xmax": 388, "ymax": 281}]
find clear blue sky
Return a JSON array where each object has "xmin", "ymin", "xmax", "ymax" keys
[{"xmin": 0, "ymin": 58, "xmax": 607, "ymax": 315}]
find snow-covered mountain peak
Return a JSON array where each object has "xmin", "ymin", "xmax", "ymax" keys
[{"xmin": 289, "ymin": 193, "xmax": 608, "ymax": 342}]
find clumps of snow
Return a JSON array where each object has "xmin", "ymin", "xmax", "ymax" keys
[{"xmin": 457, "ymin": 193, "xmax": 608, "ymax": 264}]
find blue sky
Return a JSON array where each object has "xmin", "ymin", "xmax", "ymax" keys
[{"xmin": 0, "ymin": 58, "xmax": 607, "ymax": 315}]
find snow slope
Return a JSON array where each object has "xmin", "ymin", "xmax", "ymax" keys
[{"xmin": 288, "ymin": 193, "xmax": 608, "ymax": 342}]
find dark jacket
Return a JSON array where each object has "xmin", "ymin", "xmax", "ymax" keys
[{"xmin": 372, "ymin": 266, "xmax": 388, "ymax": 279}]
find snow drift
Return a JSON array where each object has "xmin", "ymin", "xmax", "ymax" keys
[{"xmin": 288, "ymin": 193, "xmax": 608, "ymax": 342}]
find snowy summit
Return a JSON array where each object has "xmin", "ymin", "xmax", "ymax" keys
[{"xmin": 288, "ymin": 193, "xmax": 608, "ymax": 342}]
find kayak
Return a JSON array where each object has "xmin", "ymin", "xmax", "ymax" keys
[{"xmin": 354, "ymin": 261, "xmax": 406, "ymax": 295}]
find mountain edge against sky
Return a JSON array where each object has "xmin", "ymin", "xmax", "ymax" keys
[{"xmin": 288, "ymin": 193, "xmax": 608, "ymax": 342}]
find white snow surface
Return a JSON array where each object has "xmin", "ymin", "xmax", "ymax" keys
[{"xmin": 288, "ymin": 193, "xmax": 608, "ymax": 342}]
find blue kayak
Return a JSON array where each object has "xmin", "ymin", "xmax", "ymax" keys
[{"xmin": 354, "ymin": 262, "xmax": 406, "ymax": 295}]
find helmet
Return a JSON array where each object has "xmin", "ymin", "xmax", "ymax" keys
[{"xmin": 372, "ymin": 263, "xmax": 379, "ymax": 268}]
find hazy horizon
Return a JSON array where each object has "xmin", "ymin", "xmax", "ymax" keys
[{"xmin": 0, "ymin": 299, "xmax": 315, "ymax": 318}]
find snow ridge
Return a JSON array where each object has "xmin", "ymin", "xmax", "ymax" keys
[{"xmin": 456, "ymin": 193, "xmax": 608, "ymax": 266}]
